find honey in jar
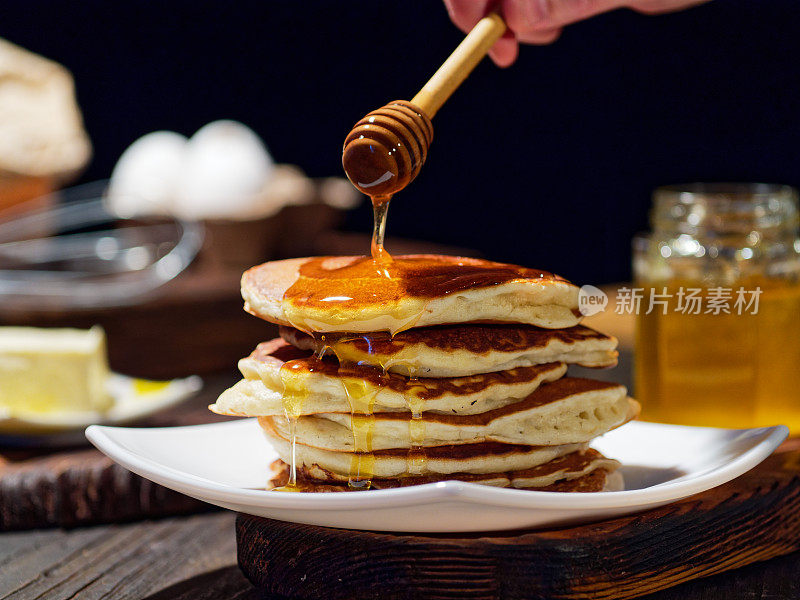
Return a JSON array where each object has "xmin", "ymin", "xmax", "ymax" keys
[{"xmin": 633, "ymin": 183, "xmax": 800, "ymax": 432}]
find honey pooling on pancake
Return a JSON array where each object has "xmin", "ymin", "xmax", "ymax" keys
[{"xmin": 280, "ymin": 255, "xmax": 559, "ymax": 337}]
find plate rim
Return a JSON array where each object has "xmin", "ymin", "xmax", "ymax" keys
[
  {"xmin": 85, "ymin": 419, "xmax": 789, "ymax": 512},
  {"xmin": 0, "ymin": 374, "xmax": 203, "ymax": 434}
]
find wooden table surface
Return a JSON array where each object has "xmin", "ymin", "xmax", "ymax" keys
[
  {"xmin": 3, "ymin": 510, "xmax": 800, "ymax": 600},
  {"xmin": 1, "ymin": 375, "xmax": 799, "ymax": 599}
]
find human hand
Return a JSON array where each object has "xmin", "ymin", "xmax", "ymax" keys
[{"xmin": 443, "ymin": 0, "xmax": 710, "ymax": 66}]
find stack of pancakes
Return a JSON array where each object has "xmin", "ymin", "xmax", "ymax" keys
[{"xmin": 211, "ymin": 255, "xmax": 639, "ymax": 492}]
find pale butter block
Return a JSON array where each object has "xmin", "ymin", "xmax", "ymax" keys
[{"xmin": 0, "ymin": 326, "xmax": 112, "ymax": 414}]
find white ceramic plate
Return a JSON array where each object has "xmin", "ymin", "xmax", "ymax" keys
[
  {"xmin": 0, "ymin": 374, "xmax": 202, "ymax": 446},
  {"xmin": 85, "ymin": 419, "xmax": 788, "ymax": 533}
]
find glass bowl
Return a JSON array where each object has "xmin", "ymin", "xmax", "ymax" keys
[{"xmin": 0, "ymin": 180, "xmax": 203, "ymax": 310}]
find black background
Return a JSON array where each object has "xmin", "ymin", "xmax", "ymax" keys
[{"xmin": 2, "ymin": 0, "xmax": 798, "ymax": 284}]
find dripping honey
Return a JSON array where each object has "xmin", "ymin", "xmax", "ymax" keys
[
  {"xmin": 406, "ymin": 387, "xmax": 427, "ymax": 475},
  {"xmin": 273, "ymin": 107, "xmax": 548, "ymax": 489},
  {"xmin": 370, "ymin": 196, "xmax": 391, "ymax": 260},
  {"xmin": 272, "ymin": 357, "xmax": 319, "ymax": 492},
  {"xmin": 340, "ymin": 363, "xmax": 381, "ymax": 488},
  {"xmin": 277, "ymin": 196, "xmax": 404, "ymax": 489},
  {"xmin": 272, "ymin": 187, "xmax": 557, "ymax": 488}
]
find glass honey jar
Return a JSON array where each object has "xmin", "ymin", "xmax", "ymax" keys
[{"xmin": 633, "ymin": 183, "xmax": 800, "ymax": 431}]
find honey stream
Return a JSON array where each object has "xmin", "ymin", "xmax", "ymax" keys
[
  {"xmin": 269, "ymin": 194, "xmax": 559, "ymax": 489},
  {"xmin": 274, "ymin": 193, "xmax": 428, "ymax": 490},
  {"xmin": 267, "ymin": 90, "xmax": 559, "ymax": 490},
  {"xmin": 270, "ymin": 177, "xmax": 553, "ymax": 489}
]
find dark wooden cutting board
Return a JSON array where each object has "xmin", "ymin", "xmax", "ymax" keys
[{"xmin": 236, "ymin": 439, "xmax": 800, "ymax": 600}]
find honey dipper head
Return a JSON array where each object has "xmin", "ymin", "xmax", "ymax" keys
[{"xmin": 342, "ymin": 100, "xmax": 433, "ymax": 199}]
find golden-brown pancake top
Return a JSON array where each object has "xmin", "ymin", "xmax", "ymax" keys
[{"xmin": 241, "ymin": 255, "xmax": 581, "ymax": 333}]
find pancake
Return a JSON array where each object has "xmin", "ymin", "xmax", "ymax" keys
[
  {"xmin": 280, "ymin": 323, "xmax": 618, "ymax": 377},
  {"xmin": 261, "ymin": 418, "xmax": 587, "ymax": 478},
  {"xmin": 278, "ymin": 469, "xmax": 615, "ymax": 492},
  {"xmin": 547, "ymin": 468, "xmax": 619, "ymax": 492},
  {"xmin": 209, "ymin": 339, "xmax": 568, "ymax": 417},
  {"xmin": 241, "ymin": 255, "xmax": 581, "ymax": 334},
  {"xmin": 261, "ymin": 379, "xmax": 638, "ymax": 450},
  {"xmin": 267, "ymin": 448, "xmax": 620, "ymax": 491}
]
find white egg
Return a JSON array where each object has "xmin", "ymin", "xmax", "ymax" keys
[
  {"xmin": 106, "ymin": 131, "xmax": 187, "ymax": 217},
  {"xmin": 173, "ymin": 120, "xmax": 275, "ymax": 220}
]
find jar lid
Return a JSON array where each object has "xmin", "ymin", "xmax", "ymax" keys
[{"xmin": 652, "ymin": 183, "xmax": 799, "ymax": 236}]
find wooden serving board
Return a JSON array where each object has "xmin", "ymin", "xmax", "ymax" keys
[
  {"xmin": 0, "ymin": 447, "xmax": 212, "ymax": 530},
  {"xmin": 236, "ymin": 440, "xmax": 800, "ymax": 600}
]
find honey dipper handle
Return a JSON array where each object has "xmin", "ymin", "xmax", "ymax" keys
[{"xmin": 411, "ymin": 12, "xmax": 506, "ymax": 119}]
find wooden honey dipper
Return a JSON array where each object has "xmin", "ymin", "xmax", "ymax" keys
[{"xmin": 342, "ymin": 12, "xmax": 507, "ymax": 200}]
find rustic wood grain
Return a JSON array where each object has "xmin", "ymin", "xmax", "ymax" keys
[
  {"xmin": 237, "ymin": 446, "xmax": 800, "ymax": 600},
  {"xmin": 0, "ymin": 448, "xmax": 212, "ymax": 531},
  {"xmin": 1, "ymin": 510, "xmax": 800, "ymax": 599},
  {"xmin": 0, "ymin": 513, "xmax": 258, "ymax": 600}
]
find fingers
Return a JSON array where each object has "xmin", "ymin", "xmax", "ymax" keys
[
  {"xmin": 516, "ymin": 27, "xmax": 562, "ymax": 45},
  {"xmin": 443, "ymin": 0, "xmax": 494, "ymax": 33},
  {"xmin": 626, "ymin": 0, "xmax": 710, "ymax": 15},
  {"xmin": 444, "ymin": 0, "xmax": 610, "ymax": 66},
  {"xmin": 443, "ymin": 0, "xmax": 707, "ymax": 66},
  {"xmin": 501, "ymin": 0, "xmax": 625, "ymax": 34},
  {"xmin": 498, "ymin": 0, "xmax": 706, "ymax": 33},
  {"xmin": 443, "ymin": 0, "xmax": 520, "ymax": 67},
  {"xmin": 488, "ymin": 32, "xmax": 519, "ymax": 67}
]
